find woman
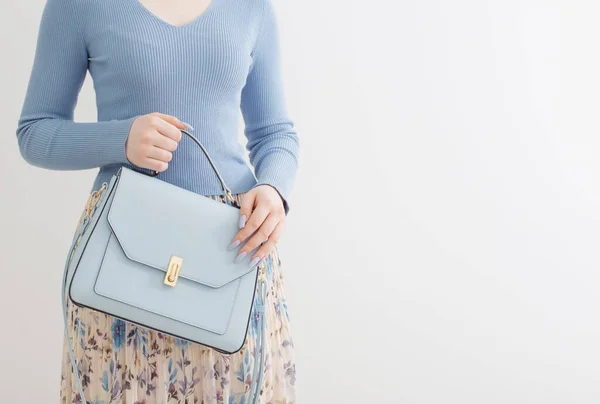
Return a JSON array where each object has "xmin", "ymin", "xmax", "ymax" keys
[{"xmin": 16, "ymin": 0, "xmax": 299, "ymax": 402}]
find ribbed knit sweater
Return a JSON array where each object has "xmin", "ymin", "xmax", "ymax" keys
[{"xmin": 16, "ymin": 0, "xmax": 299, "ymax": 213}]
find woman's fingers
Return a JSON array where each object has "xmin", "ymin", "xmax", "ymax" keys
[
  {"xmin": 152, "ymin": 115, "xmax": 183, "ymax": 143},
  {"xmin": 152, "ymin": 130, "xmax": 179, "ymax": 152},
  {"xmin": 252, "ymin": 221, "xmax": 284, "ymax": 266},
  {"xmin": 126, "ymin": 113, "xmax": 187, "ymax": 170},
  {"xmin": 143, "ymin": 157, "xmax": 169, "ymax": 172},
  {"xmin": 227, "ymin": 185, "xmax": 287, "ymax": 267},
  {"xmin": 151, "ymin": 112, "xmax": 189, "ymax": 131},
  {"xmin": 237, "ymin": 191, "xmax": 256, "ymax": 229},
  {"xmin": 145, "ymin": 115, "xmax": 184, "ymax": 170},
  {"xmin": 239, "ymin": 213, "xmax": 280, "ymax": 266},
  {"xmin": 146, "ymin": 146, "xmax": 173, "ymax": 164},
  {"xmin": 230, "ymin": 205, "xmax": 270, "ymax": 255}
]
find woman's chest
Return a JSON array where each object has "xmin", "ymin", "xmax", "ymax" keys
[{"xmin": 84, "ymin": 3, "xmax": 254, "ymax": 99}]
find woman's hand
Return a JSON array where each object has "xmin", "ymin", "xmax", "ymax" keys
[
  {"xmin": 228, "ymin": 185, "xmax": 286, "ymax": 267},
  {"xmin": 125, "ymin": 112, "xmax": 190, "ymax": 172}
]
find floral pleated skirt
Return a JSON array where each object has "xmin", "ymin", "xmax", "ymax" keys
[{"xmin": 60, "ymin": 191, "xmax": 297, "ymax": 404}]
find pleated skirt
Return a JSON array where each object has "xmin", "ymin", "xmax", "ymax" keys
[{"xmin": 60, "ymin": 191, "xmax": 297, "ymax": 404}]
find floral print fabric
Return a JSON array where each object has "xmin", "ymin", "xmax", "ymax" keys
[{"xmin": 60, "ymin": 192, "xmax": 297, "ymax": 404}]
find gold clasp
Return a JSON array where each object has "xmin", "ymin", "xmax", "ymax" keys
[{"xmin": 164, "ymin": 255, "xmax": 184, "ymax": 287}]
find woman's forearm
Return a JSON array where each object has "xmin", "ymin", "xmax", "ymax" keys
[
  {"xmin": 241, "ymin": 0, "xmax": 300, "ymax": 214},
  {"xmin": 16, "ymin": 0, "xmax": 135, "ymax": 170},
  {"xmin": 17, "ymin": 116, "xmax": 136, "ymax": 170}
]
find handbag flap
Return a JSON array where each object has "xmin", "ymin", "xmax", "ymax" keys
[{"xmin": 106, "ymin": 167, "xmax": 255, "ymax": 289}]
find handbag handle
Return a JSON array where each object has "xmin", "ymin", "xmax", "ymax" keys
[{"xmin": 131, "ymin": 129, "xmax": 236, "ymax": 203}]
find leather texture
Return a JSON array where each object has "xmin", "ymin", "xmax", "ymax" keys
[{"xmin": 61, "ymin": 130, "xmax": 267, "ymax": 404}]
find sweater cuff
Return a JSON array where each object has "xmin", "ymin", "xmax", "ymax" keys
[
  {"xmin": 99, "ymin": 116, "xmax": 138, "ymax": 165},
  {"xmin": 252, "ymin": 159, "xmax": 297, "ymax": 215}
]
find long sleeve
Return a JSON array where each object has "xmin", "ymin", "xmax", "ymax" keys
[
  {"xmin": 16, "ymin": 0, "xmax": 137, "ymax": 170},
  {"xmin": 241, "ymin": 0, "xmax": 300, "ymax": 214}
]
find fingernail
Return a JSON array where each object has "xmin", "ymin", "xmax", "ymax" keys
[
  {"xmin": 235, "ymin": 251, "xmax": 247, "ymax": 263},
  {"xmin": 238, "ymin": 215, "xmax": 246, "ymax": 229},
  {"xmin": 227, "ymin": 239, "xmax": 240, "ymax": 251},
  {"xmin": 249, "ymin": 256, "xmax": 261, "ymax": 268},
  {"xmin": 259, "ymin": 257, "xmax": 267, "ymax": 266},
  {"xmin": 181, "ymin": 122, "xmax": 194, "ymax": 130}
]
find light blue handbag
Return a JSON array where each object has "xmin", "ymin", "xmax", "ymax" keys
[{"xmin": 61, "ymin": 130, "xmax": 267, "ymax": 404}]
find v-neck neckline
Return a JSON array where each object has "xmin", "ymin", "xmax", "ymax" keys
[{"xmin": 131, "ymin": 0, "xmax": 218, "ymax": 29}]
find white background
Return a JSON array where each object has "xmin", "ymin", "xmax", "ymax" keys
[{"xmin": 1, "ymin": 0, "xmax": 600, "ymax": 403}]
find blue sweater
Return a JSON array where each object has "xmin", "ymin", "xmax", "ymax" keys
[{"xmin": 17, "ymin": 0, "xmax": 299, "ymax": 213}]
